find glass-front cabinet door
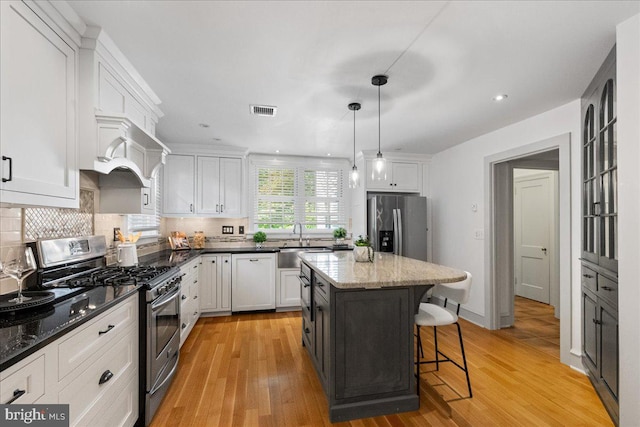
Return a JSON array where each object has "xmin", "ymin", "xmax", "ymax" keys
[{"xmin": 581, "ymin": 53, "xmax": 617, "ymax": 273}]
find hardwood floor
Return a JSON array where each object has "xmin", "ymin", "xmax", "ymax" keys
[{"xmin": 151, "ymin": 303, "xmax": 611, "ymax": 427}]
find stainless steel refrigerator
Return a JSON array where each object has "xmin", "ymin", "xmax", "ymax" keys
[{"xmin": 368, "ymin": 195, "xmax": 428, "ymax": 261}]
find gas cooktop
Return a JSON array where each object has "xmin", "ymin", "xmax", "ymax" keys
[{"xmin": 58, "ymin": 265, "xmax": 175, "ymax": 289}]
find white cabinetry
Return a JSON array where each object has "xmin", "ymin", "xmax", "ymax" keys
[
  {"xmin": 0, "ymin": 293, "xmax": 138, "ymax": 427},
  {"xmin": 366, "ymin": 160, "xmax": 421, "ymax": 192},
  {"xmin": 231, "ymin": 253, "xmax": 276, "ymax": 311},
  {"xmin": 0, "ymin": 0, "xmax": 78, "ymax": 208},
  {"xmin": 197, "ymin": 157, "xmax": 242, "ymax": 216},
  {"xmin": 199, "ymin": 254, "xmax": 231, "ymax": 314},
  {"xmin": 277, "ymin": 269, "xmax": 302, "ymax": 309},
  {"xmin": 179, "ymin": 257, "xmax": 200, "ymax": 346},
  {"xmin": 163, "ymin": 154, "xmax": 243, "ymax": 217},
  {"xmin": 0, "ymin": 355, "xmax": 46, "ymax": 405},
  {"xmin": 163, "ymin": 154, "xmax": 196, "ymax": 215}
]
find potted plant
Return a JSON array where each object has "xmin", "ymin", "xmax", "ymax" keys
[
  {"xmin": 353, "ymin": 235, "xmax": 374, "ymax": 262},
  {"xmin": 253, "ymin": 231, "xmax": 267, "ymax": 248},
  {"xmin": 333, "ymin": 227, "xmax": 347, "ymax": 245}
]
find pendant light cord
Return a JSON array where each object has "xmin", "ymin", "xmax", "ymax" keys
[
  {"xmin": 353, "ymin": 108, "xmax": 356, "ymax": 166},
  {"xmin": 377, "ymin": 84, "xmax": 381, "ymax": 154}
]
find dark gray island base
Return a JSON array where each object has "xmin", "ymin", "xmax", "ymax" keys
[{"xmin": 299, "ymin": 252, "xmax": 466, "ymax": 422}]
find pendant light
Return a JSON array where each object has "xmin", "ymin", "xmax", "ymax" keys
[
  {"xmin": 371, "ymin": 74, "xmax": 388, "ymax": 181},
  {"xmin": 348, "ymin": 102, "xmax": 361, "ymax": 189}
]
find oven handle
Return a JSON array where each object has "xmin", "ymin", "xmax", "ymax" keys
[
  {"xmin": 149, "ymin": 352, "xmax": 179, "ymax": 395},
  {"xmin": 151, "ymin": 286, "xmax": 180, "ymax": 310}
]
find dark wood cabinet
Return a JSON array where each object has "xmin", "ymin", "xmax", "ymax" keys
[
  {"xmin": 300, "ymin": 261, "xmax": 422, "ymax": 422},
  {"xmin": 581, "ymin": 46, "xmax": 618, "ymax": 426}
]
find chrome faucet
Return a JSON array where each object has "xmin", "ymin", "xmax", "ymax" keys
[{"xmin": 293, "ymin": 222, "xmax": 303, "ymax": 246}]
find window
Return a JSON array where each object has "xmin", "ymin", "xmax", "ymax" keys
[
  {"xmin": 251, "ymin": 159, "xmax": 347, "ymax": 233},
  {"xmin": 125, "ymin": 174, "xmax": 161, "ymax": 241}
]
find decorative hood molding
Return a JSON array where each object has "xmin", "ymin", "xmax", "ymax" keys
[{"xmin": 78, "ymin": 27, "xmax": 169, "ymax": 187}]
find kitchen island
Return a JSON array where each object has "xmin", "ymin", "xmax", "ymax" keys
[{"xmin": 298, "ymin": 251, "xmax": 466, "ymax": 422}]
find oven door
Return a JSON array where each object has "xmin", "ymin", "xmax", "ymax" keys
[{"xmin": 147, "ymin": 285, "xmax": 180, "ymax": 389}]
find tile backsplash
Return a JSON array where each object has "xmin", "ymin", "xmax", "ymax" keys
[
  {"xmin": 23, "ymin": 189, "xmax": 94, "ymax": 240},
  {"xmin": 0, "ymin": 207, "xmax": 23, "ymax": 295}
]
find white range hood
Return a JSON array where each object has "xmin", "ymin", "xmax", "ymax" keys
[{"xmin": 78, "ymin": 27, "xmax": 170, "ymax": 187}]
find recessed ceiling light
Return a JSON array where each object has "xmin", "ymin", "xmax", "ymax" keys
[
  {"xmin": 493, "ymin": 94, "xmax": 508, "ymax": 102},
  {"xmin": 199, "ymin": 123, "xmax": 210, "ymax": 128},
  {"xmin": 327, "ymin": 153, "xmax": 331, "ymax": 156},
  {"xmin": 275, "ymin": 150, "xmax": 280, "ymax": 153}
]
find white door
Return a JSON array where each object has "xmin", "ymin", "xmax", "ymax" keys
[
  {"xmin": 514, "ymin": 174, "xmax": 551, "ymax": 303},
  {"xmin": 197, "ymin": 156, "xmax": 221, "ymax": 215}
]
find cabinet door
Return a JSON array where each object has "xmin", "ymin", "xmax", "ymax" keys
[
  {"xmin": 314, "ymin": 291, "xmax": 330, "ymax": 386},
  {"xmin": 197, "ymin": 156, "xmax": 221, "ymax": 214},
  {"xmin": 582, "ymin": 290, "xmax": 598, "ymax": 372},
  {"xmin": 163, "ymin": 154, "xmax": 195, "ymax": 214},
  {"xmin": 599, "ymin": 300, "xmax": 618, "ymax": 400},
  {"xmin": 220, "ymin": 157, "xmax": 242, "ymax": 216},
  {"xmin": 141, "ymin": 176, "xmax": 156, "ymax": 214},
  {"xmin": 0, "ymin": 1, "xmax": 78, "ymax": 207},
  {"xmin": 220, "ymin": 255, "xmax": 231, "ymax": 310},
  {"xmin": 277, "ymin": 269, "xmax": 302, "ymax": 308},
  {"xmin": 231, "ymin": 254, "xmax": 276, "ymax": 311},
  {"xmin": 392, "ymin": 162, "xmax": 420, "ymax": 192},
  {"xmin": 199, "ymin": 255, "xmax": 220, "ymax": 311}
]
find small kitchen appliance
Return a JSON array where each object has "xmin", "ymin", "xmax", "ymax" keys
[{"xmin": 117, "ymin": 242, "xmax": 139, "ymax": 267}]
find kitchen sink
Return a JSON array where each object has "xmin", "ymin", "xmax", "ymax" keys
[{"xmin": 278, "ymin": 246, "xmax": 332, "ymax": 269}]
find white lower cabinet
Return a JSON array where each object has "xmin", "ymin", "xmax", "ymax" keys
[
  {"xmin": 0, "ymin": 293, "xmax": 138, "ymax": 427},
  {"xmin": 199, "ymin": 254, "xmax": 231, "ymax": 314},
  {"xmin": 0, "ymin": 354, "xmax": 46, "ymax": 405},
  {"xmin": 179, "ymin": 257, "xmax": 201, "ymax": 346},
  {"xmin": 277, "ymin": 269, "xmax": 302, "ymax": 309},
  {"xmin": 231, "ymin": 253, "xmax": 276, "ymax": 311}
]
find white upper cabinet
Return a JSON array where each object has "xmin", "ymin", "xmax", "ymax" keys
[
  {"xmin": 366, "ymin": 160, "xmax": 421, "ymax": 192},
  {"xmin": 163, "ymin": 154, "xmax": 196, "ymax": 215},
  {"xmin": 164, "ymin": 153, "xmax": 243, "ymax": 217},
  {"xmin": 0, "ymin": 1, "xmax": 79, "ymax": 208}
]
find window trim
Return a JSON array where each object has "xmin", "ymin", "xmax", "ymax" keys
[{"xmin": 248, "ymin": 155, "xmax": 350, "ymax": 236}]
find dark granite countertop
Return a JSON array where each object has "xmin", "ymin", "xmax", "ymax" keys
[
  {"xmin": 136, "ymin": 245, "xmax": 352, "ymax": 269},
  {"xmin": 0, "ymin": 285, "xmax": 139, "ymax": 372}
]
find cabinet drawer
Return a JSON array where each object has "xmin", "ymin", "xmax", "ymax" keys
[
  {"xmin": 314, "ymin": 274, "xmax": 329, "ymax": 297},
  {"xmin": 0, "ymin": 355, "xmax": 45, "ymax": 404},
  {"xmin": 581, "ymin": 266, "xmax": 597, "ymax": 293},
  {"xmin": 59, "ymin": 328, "xmax": 136, "ymax": 426},
  {"xmin": 86, "ymin": 373, "xmax": 137, "ymax": 427},
  {"xmin": 58, "ymin": 295, "xmax": 137, "ymax": 381},
  {"xmin": 598, "ymin": 274, "xmax": 618, "ymax": 308}
]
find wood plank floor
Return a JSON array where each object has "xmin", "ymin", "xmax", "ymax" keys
[{"xmin": 151, "ymin": 300, "xmax": 611, "ymax": 427}]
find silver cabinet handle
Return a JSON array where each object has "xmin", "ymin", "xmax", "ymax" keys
[
  {"xmin": 220, "ymin": 204, "xmax": 224, "ymax": 212},
  {"xmin": 190, "ymin": 203, "xmax": 194, "ymax": 212}
]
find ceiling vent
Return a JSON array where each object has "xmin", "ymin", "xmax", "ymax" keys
[{"xmin": 250, "ymin": 105, "xmax": 277, "ymax": 117}]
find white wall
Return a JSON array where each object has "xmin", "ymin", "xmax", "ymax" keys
[
  {"xmin": 616, "ymin": 13, "xmax": 640, "ymax": 427},
  {"xmin": 430, "ymin": 100, "xmax": 581, "ymax": 320}
]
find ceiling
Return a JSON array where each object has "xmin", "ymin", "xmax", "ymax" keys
[{"xmin": 68, "ymin": 1, "xmax": 639, "ymax": 159}]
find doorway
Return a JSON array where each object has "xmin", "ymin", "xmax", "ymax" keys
[
  {"xmin": 513, "ymin": 168, "xmax": 559, "ymax": 316},
  {"xmin": 484, "ymin": 133, "xmax": 574, "ymax": 367}
]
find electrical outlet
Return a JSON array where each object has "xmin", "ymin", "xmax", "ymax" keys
[
  {"xmin": 113, "ymin": 227, "xmax": 120, "ymax": 241},
  {"xmin": 222, "ymin": 226, "xmax": 234, "ymax": 234},
  {"xmin": 239, "ymin": 226, "xmax": 245, "ymax": 234}
]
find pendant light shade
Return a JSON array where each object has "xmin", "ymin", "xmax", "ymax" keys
[
  {"xmin": 348, "ymin": 102, "xmax": 361, "ymax": 189},
  {"xmin": 371, "ymin": 75, "xmax": 388, "ymax": 181}
]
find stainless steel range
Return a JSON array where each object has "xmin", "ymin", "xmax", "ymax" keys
[{"xmin": 27, "ymin": 235, "xmax": 181, "ymax": 426}]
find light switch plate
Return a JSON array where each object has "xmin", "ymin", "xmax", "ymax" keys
[
  {"xmin": 239, "ymin": 226, "xmax": 244, "ymax": 234},
  {"xmin": 222, "ymin": 226, "xmax": 234, "ymax": 234},
  {"xmin": 474, "ymin": 229, "xmax": 484, "ymax": 240}
]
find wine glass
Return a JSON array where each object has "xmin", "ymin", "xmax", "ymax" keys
[{"xmin": 2, "ymin": 246, "xmax": 37, "ymax": 304}]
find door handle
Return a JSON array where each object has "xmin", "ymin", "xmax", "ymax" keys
[
  {"xmin": 98, "ymin": 324, "xmax": 115, "ymax": 335},
  {"xmin": 5, "ymin": 389, "xmax": 26, "ymax": 404},
  {"xmin": 2, "ymin": 156, "xmax": 12, "ymax": 182},
  {"xmin": 99, "ymin": 370, "xmax": 114, "ymax": 385}
]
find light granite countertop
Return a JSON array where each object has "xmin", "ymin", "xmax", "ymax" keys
[{"xmin": 299, "ymin": 251, "xmax": 467, "ymax": 289}]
